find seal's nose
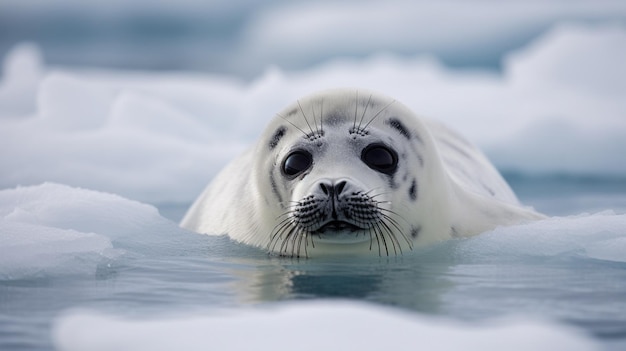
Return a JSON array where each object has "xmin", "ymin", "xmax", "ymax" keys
[{"xmin": 319, "ymin": 180, "xmax": 347, "ymax": 197}]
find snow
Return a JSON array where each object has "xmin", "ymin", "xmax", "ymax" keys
[{"xmin": 52, "ymin": 301, "xmax": 598, "ymax": 351}]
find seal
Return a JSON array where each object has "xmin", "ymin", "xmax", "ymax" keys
[{"xmin": 181, "ymin": 88, "xmax": 544, "ymax": 257}]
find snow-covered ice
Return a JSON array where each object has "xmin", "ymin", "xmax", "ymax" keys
[
  {"xmin": 53, "ymin": 301, "xmax": 598, "ymax": 351},
  {"xmin": 0, "ymin": 183, "xmax": 208, "ymax": 280}
]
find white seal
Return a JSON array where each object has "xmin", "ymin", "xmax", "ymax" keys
[{"xmin": 181, "ymin": 89, "xmax": 544, "ymax": 257}]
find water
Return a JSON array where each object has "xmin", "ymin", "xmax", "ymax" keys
[
  {"xmin": 504, "ymin": 172, "xmax": 626, "ymax": 216},
  {"xmin": 1, "ymin": 174, "xmax": 625, "ymax": 350}
]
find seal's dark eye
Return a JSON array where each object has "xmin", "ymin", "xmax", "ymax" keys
[
  {"xmin": 282, "ymin": 150, "xmax": 313, "ymax": 177},
  {"xmin": 361, "ymin": 144, "xmax": 398, "ymax": 174}
]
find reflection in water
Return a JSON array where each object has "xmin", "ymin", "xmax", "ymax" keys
[
  {"xmin": 226, "ymin": 243, "xmax": 457, "ymax": 315},
  {"xmin": 289, "ymin": 271, "xmax": 382, "ymax": 298}
]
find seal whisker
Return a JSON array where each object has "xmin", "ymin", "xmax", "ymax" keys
[
  {"xmin": 269, "ymin": 214, "xmax": 297, "ymax": 252},
  {"xmin": 372, "ymin": 226, "xmax": 382, "ymax": 256},
  {"xmin": 276, "ymin": 113, "xmax": 308, "ymax": 138},
  {"xmin": 364, "ymin": 187, "xmax": 390, "ymax": 196},
  {"xmin": 378, "ymin": 207, "xmax": 412, "ymax": 229},
  {"xmin": 270, "ymin": 224, "xmax": 291, "ymax": 253},
  {"xmin": 381, "ymin": 211, "xmax": 413, "ymax": 249},
  {"xmin": 275, "ymin": 209, "xmax": 296, "ymax": 220},
  {"xmin": 280, "ymin": 226, "xmax": 297, "ymax": 255},
  {"xmin": 357, "ymin": 94, "xmax": 373, "ymax": 130},
  {"xmin": 272, "ymin": 220, "xmax": 295, "ymax": 245},
  {"xmin": 272, "ymin": 210, "xmax": 297, "ymax": 229},
  {"xmin": 310, "ymin": 99, "xmax": 320, "ymax": 136},
  {"xmin": 353, "ymin": 90, "xmax": 359, "ymax": 130},
  {"xmin": 312, "ymin": 101, "xmax": 318, "ymax": 135},
  {"xmin": 302, "ymin": 232, "xmax": 309, "ymax": 258},
  {"xmin": 278, "ymin": 200, "xmax": 300, "ymax": 207},
  {"xmin": 378, "ymin": 218, "xmax": 402, "ymax": 255},
  {"xmin": 363, "ymin": 99, "xmax": 396, "ymax": 130},
  {"xmin": 374, "ymin": 222, "xmax": 389, "ymax": 256},
  {"xmin": 378, "ymin": 221, "xmax": 399, "ymax": 256},
  {"xmin": 297, "ymin": 100, "xmax": 315, "ymax": 136},
  {"xmin": 319, "ymin": 98, "xmax": 324, "ymax": 134},
  {"xmin": 290, "ymin": 228, "xmax": 299, "ymax": 258},
  {"xmin": 269, "ymin": 225, "xmax": 289, "ymax": 253},
  {"xmin": 296, "ymin": 229, "xmax": 307, "ymax": 258},
  {"xmin": 268, "ymin": 221, "xmax": 284, "ymax": 248}
]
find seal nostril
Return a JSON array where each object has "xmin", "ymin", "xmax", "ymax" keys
[
  {"xmin": 335, "ymin": 180, "xmax": 347, "ymax": 195},
  {"xmin": 319, "ymin": 182, "xmax": 329, "ymax": 195}
]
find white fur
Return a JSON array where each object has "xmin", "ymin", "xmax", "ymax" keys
[{"xmin": 181, "ymin": 89, "xmax": 544, "ymax": 257}]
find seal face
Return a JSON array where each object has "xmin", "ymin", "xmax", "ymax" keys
[{"xmin": 181, "ymin": 88, "xmax": 544, "ymax": 257}]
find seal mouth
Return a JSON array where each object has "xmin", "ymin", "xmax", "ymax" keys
[
  {"xmin": 314, "ymin": 220, "xmax": 363, "ymax": 234},
  {"xmin": 311, "ymin": 220, "xmax": 371, "ymax": 244}
]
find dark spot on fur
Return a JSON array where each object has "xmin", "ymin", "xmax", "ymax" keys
[
  {"xmin": 386, "ymin": 118, "xmax": 411, "ymax": 140},
  {"xmin": 411, "ymin": 226, "xmax": 421, "ymax": 238},
  {"xmin": 482, "ymin": 183, "xmax": 496, "ymax": 196},
  {"xmin": 450, "ymin": 227, "xmax": 460, "ymax": 238},
  {"xmin": 285, "ymin": 107, "xmax": 298, "ymax": 117},
  {"xmin": 269, "ymin": 126, "xmax": 287, "ymax": 150},
  {"xmin": 388, "ymin": 176, "xmax": 398, "ymax": 190},
  {"xmin": 269, "ymin": 172, "xmax": 284, "ymax": 204},
  {"xmin": 417, "ymin": 153, "xmax": 424, "ymax": 167},
  {"xmin": 413, "ymin": 132, "xmax": 424, "ymax": 145},
  {"xmin": 408, "ymin": 179, "xmax": 418, "ymax": 201}
]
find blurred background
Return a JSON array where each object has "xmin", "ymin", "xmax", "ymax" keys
[
  {"xmin": 1, "ymin": 0, "xmax": 625, "ymax": 214},
  {"xmin": 2, "ymin": 0, "xmax": 625, "ymax": 79}
]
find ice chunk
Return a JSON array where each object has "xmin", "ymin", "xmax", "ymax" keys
[
  {"xmin": 52, "ymin": 301, "xmax": 597, "ymax": 351},
  {"xmin": 455, "ymin": 211, "xmax": 626, "ymax": 263},
  {"xmin": 0, "ymin": 183, "xmax": 204, "ymax": 280},
  {"xmin": 0, "ymin": 221, "xmax": 113, "ymax": 280}
]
